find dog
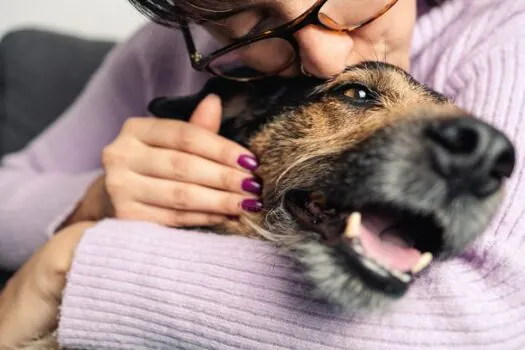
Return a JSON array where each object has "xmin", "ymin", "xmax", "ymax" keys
[{"xmin": 20, "ymin": 61, "xmax": 516, "ymax": 349}]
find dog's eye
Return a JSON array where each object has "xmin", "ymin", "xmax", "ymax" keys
[{"xmin": 336, "ymin": 83, "xmax": 379, "ymax": 106}]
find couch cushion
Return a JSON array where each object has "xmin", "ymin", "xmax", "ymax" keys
[{"xmin": 0, "ymin": 29, "xmax": 115, "ymax": 156}]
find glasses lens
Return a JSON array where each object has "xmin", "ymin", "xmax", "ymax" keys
[
  {"xmin": 319, "ymin": 0, "xmax": 396, "ymax": 30},
  {"xmin": 208, "ymin": 38, "xmax": 296, "ymax": 80}
]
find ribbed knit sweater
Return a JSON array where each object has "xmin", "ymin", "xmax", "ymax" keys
[{"xmin": 1, "ymin": 0, "xmax": 524, "ymax": 348}]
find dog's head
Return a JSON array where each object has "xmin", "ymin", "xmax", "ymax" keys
[{"xmin": 150, "ymin": 62, "xmax": 516, "ymax": 309}]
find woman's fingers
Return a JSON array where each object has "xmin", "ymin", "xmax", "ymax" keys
[
  {"xmin": 129, "ymin": 147, "xmax": 262, "ymax": 196},
  {"xmin": 100, "ymin": 93, "xmax": 262, "ymax": 227},
  {"xmin": 124, "ymin": 117, "xmax": 258, "ymax": 172},
  {"xmin": 126, "ymin": 173, "xmax": 260, "ymax": 216},
  {"xmin": 188, "ymin": 93, "xmax": 223, "ymax": 133},
  {"xmin": 115, "ymin": 201, "xmax": 229, "ymax": 227}
]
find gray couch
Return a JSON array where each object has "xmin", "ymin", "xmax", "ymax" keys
[{"xmin": 0, "ymin": 28, "xmax": 116, "ymax": 285}]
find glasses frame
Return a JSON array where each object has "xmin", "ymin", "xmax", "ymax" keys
[{"xmin": 180, "ymin": 0, "xmax": 399, "ymax": 81}]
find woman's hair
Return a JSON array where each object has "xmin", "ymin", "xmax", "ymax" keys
[
  {"xmin": 129, "ymin": 0, "xmax": 446, "ymax": 27},
  {"xmin": 128, "ymin": 0, "xmax": 243, "ymax": 27}
]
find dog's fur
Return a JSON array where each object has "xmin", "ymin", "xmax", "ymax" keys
[{"xmin": 18, "ymin": 62, "xmax": 515, "ymax": 349}]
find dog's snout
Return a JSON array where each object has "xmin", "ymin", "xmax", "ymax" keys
[{"xmin": 425, "ymin": 117, "xmax": 515, "ymax": 197}]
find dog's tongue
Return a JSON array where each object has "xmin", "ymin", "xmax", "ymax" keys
[{"xmin": 359, "ymin": 215, "xmax": 421, "ymax": 272}]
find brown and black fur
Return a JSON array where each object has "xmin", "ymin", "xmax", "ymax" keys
[
  {"xmin": 20, "ymin": 62, "xmax": 515, "ymax": 349},
  {"xmin": 151, "ymin": 61, "xmax": 514, "ymax": 305}
]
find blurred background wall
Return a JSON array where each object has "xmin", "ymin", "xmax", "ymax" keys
[{"xmin": 1, "ymin": 0, "xmax": 147, "ymax": 40}]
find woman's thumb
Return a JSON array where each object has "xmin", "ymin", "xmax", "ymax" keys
[{"xmin": 189, "ymin": 94, "xmax": 222, "ymax": 133}]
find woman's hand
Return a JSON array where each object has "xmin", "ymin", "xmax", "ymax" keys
[
  {"xmin": 0, "ymin": 222, "xmax": 95, "ymax": 348},
  {"xmin": 65, "ymin": 94, "xmax": 263, "ymax": 228}
]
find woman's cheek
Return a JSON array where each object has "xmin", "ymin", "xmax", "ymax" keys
[
  {"xmin": 346, "ymin": 0, "xmax": 415, "ymax": 68},
  {"xmin": 357, "ymin": 0, "xmax": 416, "ymax": 40}
]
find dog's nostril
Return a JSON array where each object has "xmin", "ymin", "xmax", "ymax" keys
[
  {"xmin": 492, "ymin": 149, "xmax": 515, "ymax": 179},
  {"xmin": 427, "ymin": 122, "xmax": 479, "ymax": 155},
  {"xmin": 426, "ymin": 117, "xmax": 515, "ymax": 198}
]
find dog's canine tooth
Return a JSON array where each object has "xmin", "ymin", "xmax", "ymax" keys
[
  {"xmin": 411, "ymin": 252, "xmax": 433, "ymax": 274},
  {"xmin": 345, "ymin": 212, "xmax": 362, "ymax": 239}
]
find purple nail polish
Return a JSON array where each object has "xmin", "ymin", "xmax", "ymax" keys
[
  {"xmin": 240, "ymin": 199, "xmax": 264, "ymax": 213},
  {"xmin": 242, "ymin": 178, "xmax": 262, "ymax": 195},
  {"xmin": 238, "ymin": 155, "xmax": 259, "ymax": 171}
]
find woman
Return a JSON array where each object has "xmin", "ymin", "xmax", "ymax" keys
[{"xmin": 1, "ymin": 0, "xmax": 524, "ymax": 348}]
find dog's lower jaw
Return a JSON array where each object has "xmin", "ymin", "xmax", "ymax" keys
[
  {"xmin": 220, "ymin": 205, "xmax": 403, "ymax": 311},
  {"xmin": 293, "ymin": 241, "xmax": 401, "ymax": 311}
]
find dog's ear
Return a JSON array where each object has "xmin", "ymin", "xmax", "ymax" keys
[
  {"xmin": 148, "ymin": 95, "xmax": 201, "ymax": 121},
  {"xmin": 148, "ymin": 77, "xmax": 251, "ymax": 121},
  {"xmin": 148, "ymin": 77, "xmax": 257, "ymax": 146},
  {"xmin": 147, "ymin": 75, "xmax": 317, "ymax": 147}
]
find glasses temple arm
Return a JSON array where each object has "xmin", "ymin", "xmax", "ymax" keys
[{"xmin": 178, "ymin": 18, "xmax": 200, "ymax": 62}]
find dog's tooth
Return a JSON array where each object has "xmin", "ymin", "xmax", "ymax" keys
[
  {"xmin": 391, "ymin": 269, "xmax": 412, "ymax": 283},
  {"xmin": 361, "ymin": 258, "xmax": 389, "ymax": 277},
  {"xmin": 411, "ymin": 252, "xmax": 433, "ymax": 274},
  {"xmin": 352, "ymin": 242, "xmax": 364, "ymax": 254},
  {"xmin": 344, "ymin": 212, "xmax": 361, "ymax": 239}
]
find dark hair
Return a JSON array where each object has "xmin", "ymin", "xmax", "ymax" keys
[
  {"xmin": 128, "ymin": 0, "xmax": 244, "ymax": 27},
  {"xmin": 129, "ymin": 0, "xmax": 446, "ymax": 27}
]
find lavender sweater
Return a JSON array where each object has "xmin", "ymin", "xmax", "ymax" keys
[{"xmin": 1, "ymin": 0, "xmax": 525, "ymax": 348}]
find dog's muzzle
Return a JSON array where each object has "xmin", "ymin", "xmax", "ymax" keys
[{"xmin": 284, "ymin": 116, "xmax": 516, "ymax": 295}]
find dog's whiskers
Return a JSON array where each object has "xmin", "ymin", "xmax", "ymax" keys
[{"xmin": 242, "ymin": 206, "xmax": 306, "ymax": 247}]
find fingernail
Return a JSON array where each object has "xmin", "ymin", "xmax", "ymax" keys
[
  {"xmin": 242, "ymin": 178, "xmax": 262, "ymax": 195},
  {"xmin": 240, "ymin": 199, "xmax": 264, "ymax": 213},
  {"xmin": 238, "ymin": 155, "xmax": 259, "ymax": 171}
]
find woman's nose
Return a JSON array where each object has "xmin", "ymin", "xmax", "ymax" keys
[{"xmin": 294, "ymin": 25, "xmax": 354, "ymax": 79}]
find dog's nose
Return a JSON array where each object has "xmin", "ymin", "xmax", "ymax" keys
[{"xmin": 425, "ymin": 117, "xmax": 515, "ymax": 197}]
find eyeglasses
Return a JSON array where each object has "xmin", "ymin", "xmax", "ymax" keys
[{"xmin": 179, "ymin": 0, "xmax": 399, "ymax": 81}]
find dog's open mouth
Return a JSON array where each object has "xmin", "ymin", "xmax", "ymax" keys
[{"xmin": 285, "ymin": 190, "xmax": 444, "ymax": 293}]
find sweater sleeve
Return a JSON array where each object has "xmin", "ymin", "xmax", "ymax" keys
[
  {"xmin": 57, "ymin": 5, "xmax": 525, "ymax": 350},
  {"xmin": 0, "ymin": 25, "xmax": 153, "ymax": 270}
]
